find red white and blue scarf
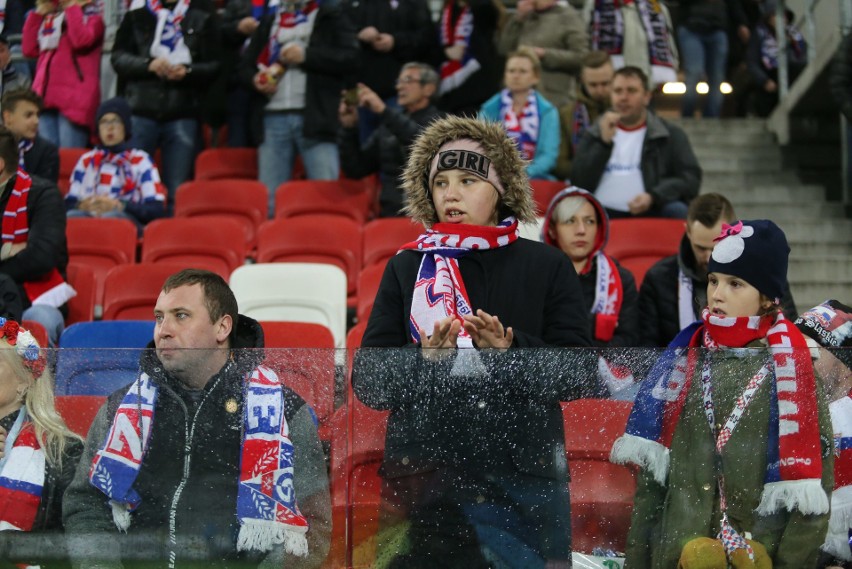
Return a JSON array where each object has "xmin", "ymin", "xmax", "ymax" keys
[
  {"xmin": 37, "ymin": 11, "xmax": 64, "ymax": 51},
  {"xmin": 438, "ymin": 2, "xmax": 480, "ymax": 95},
  {"xmin": 17, "ymin": 140, "xmax": 32, "ymax": 171},
  {"xmin": 89, "ymin": 366, "xmax": 309, "ymax": 556},
  {"xmin": 145, "ymin": 0, "xmax": 192, "ymax": 63},
  {"xmin": 67, "ymin": 148, "xmax": 165, "ymax": 206},
  {"xmin": 826, "ymin": 391, "xmax": 852, "ymax": 560},
  {"xmin": 400, "ymin": 218, "xmax": 519, "ymax": 347},
  {"xmin": 0, "ymin": 0, "xmax": 6, "ymax": 35},
  {"xmin": 500, "ymin": 89, "xmax": 539, "ymax": 161},
  {"xmin": 590, "ymin": 0, "xmax": 675, "ymax": 72},
  {"xmin": 257, "ymin": 0, "xmax": 318, "ymax": 67},
  {"xmin": 571, "ymin": 102, "xmax": 591, "ymax": 155},
  {"xmin": 0, "ymin": 410, "xmax": 45, "ymax": 532},
  {"xmin": 757, "ymin": 22, "xmax": 806, "ymax": 72},
  {"xmin": 611, "ymin": 309, "xmax": 828, "ymax": 516},
  {"xmin": 582, "ymin": 252, "xmax": 623, "ymax": 343}
]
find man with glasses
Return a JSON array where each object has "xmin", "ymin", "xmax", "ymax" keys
[{"xmin": 338, "ymin": 62, "xmax": 443, "ymax": 217}]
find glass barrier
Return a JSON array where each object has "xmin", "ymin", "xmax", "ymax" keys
[{"xmin": 1, "ymin": 345, "xmax": 848, "ymax": 569}]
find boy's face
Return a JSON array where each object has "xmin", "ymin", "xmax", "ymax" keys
[
  {"xmin": 2, "ymin": 101, "xmax": 40, "ymax": 141},
  {"xmin": 98, "ymin": 113, "xmax": 126, "ymax": 146}
]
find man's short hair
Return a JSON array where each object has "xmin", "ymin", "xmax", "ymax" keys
[
  {"xmin": 401, "ymin": 62, "xmax": 439, "ymax": 88},
  {"xmin": 162, "ymin": 269, "xmax": 239, "ymax": 329},
  {"xmin": 1, "ymin": 88, "xmax": 43, "ymax": 115},
  {"xmin": 0, "ymin": 125, "xmax": 18, "ymax": 175},
  {"xmin": 686, "ymin": 193, "xmax": 736, "ymax": 227},
  {"xmin": 582, "ymin": 50, "xmax": 612, "ymax": 70},
  {"xmin": 613, "ymin": 66, "xmax": 649, "ymax": 91},
  {"xmin": 507, "ymin": 46, "xmax": 542, "ymax": 78}
]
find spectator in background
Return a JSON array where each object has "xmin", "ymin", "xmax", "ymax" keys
[
  {"xmin": 794, "ymin": 300, "xmax": 852, "ymax": 569},
  {"xmin": 65, "ymin": 97, "xmax": 166, "ymax": 234},
  {"xmin": 542, "ymin": 187, "xmax": 640, "ymax": 348},
  {"xmin": 0, "ymin": 0, "xmax": 34, "ymax": 82},
  {"xmin": 0, "ymin": 126, "xmax": 71, "ymax": 347},
  {"xmin": 479, "ymin": 47, "xmax": 559, "ymax": 180},
  {"xmin": 345, "ymin": 0, "xmax": 435, "ymax": 139},
  {"xmin": 584, "ymin": 0, "xmax": 678, "ymax": 88},
  {"xmin": 497, "ymin": 0, "xmax": 588, "ymax": 108},
  {"xmin": 554, "ymin": 49, "xmax": 613, "ymax": 181},
  {"xmin": 111, "ymin": 0, "xmax": 221, "ymax": 211},
  {"xmin": 677, "ymin": 0, "xmax": 749, "ymax": 118},
  {"xmin": 639, "ymin": 193, "xmax": 797, "ymax": 348},
  {"xmin": 572, "ymin": 66, "xmax": 701, "ymax": 219},
  {"xmin": 746, "ymin": 0, "xmax": 807, "ymax": 117},
  {"xmin": 241, "ymin": 0, "xmax": 357, "ymax": 215},
  {"xmin": 22, "ymin": 0, "xmax": 103, "ymax": 148},
  {"xmin": 0, "ymin": 34, "xmax": 32, "ymax": 100},
  {"xmin": 1, "ymin": 88, "xmax": 58, "ymax": 183},
  {"xmin": 436, "ymin": 0, "xmax": 504, "ymax": 117},
  {"xmin": 339, "ymin": 62, "xmax": 442, "ymax": 217}
]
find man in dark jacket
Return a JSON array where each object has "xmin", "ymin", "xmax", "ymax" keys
[
  {"xmin": 1, "ymin": 88, "xmax": 58, "ymax": 183},
  {"xmin": 338, "ymin": 62, "xmax": 442, "ymax": 217},
  {"xmin": 111, "ymin": 0, "xmax": 221, "ymax": 209},
  {"xmin": 571, "ymin": 66, "xmax": 702, "ymax": 220},
  {"xmin": 638, "ymin": 193, "xmax": 797, "ymax": 347},
  {"xmin": 63, "ymin": 269, "xmax": 331, "ymax": 568},
  {"xmin": 0, "ymin": 124, "xmax": 68, "ymax": 345},
  {"xmin": 240, "ymin": 0, "xmax": 357, "ymax": 215}
]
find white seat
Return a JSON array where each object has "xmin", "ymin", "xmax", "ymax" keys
[{"xmin": 229, "ymin": 263, "xmax": 348, "ymax": 348}]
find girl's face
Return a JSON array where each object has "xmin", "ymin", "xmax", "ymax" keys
[
  {"xmin": 553, "ymin": 200, "xmax": 598, "ymax": 263},
  {"xmin": 707, "ymin": 272, "xmax": 764, "ymax": 318},
  {"xmin": 0, "ymin": 355, "xmax": 25, "ymax": 417},
  {"xmin": 432, "ymin": 169, "xmax": 499, "ymax": 226},
  {"xmin": 504, "ymin": 56, "xmax": 539, "ymax": 94}
]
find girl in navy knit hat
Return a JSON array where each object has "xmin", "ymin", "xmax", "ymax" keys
[
  {"xmin": 612, "ymin": 219, "xmax": 834, "ymax": 568},
  {"xmin": 64, "ymin": 96, "xmax": 166, "ymax": 234}
]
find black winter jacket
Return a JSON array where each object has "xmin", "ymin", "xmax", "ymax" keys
[
  {"xmin": 23, "ymin": 136, "xmax": 59, "ymax": 184},
  {"xmin": 240, "ymin": 3, "xmax": 358, "ymax": 145},
  {"xmin": 111, "ymin": 0, "xmax": 221, "ymax": 122},
  {"xmin": 0, "ymin": 173, "xmax": 68, "ymax": 310},
  {"xmin": 339, "ymin": 104, "xmax": 443, "ymax": 216},
  {"xmin": 678, "ymin": 0, "xmax": 747, "ymax": 34}
]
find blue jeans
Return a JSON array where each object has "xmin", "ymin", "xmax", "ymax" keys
[
  {"xmin": 39, "ymin": 110, "xmax": 89, "ymax": 148},
  {"xmin": 130, "ymin": 116, "xmax": 197, "ymax": 211},
  {"xmin": 23, "ymin": 304, "xmax": 64, "ymax": 347},
  {"xmin": 258, "ymin": 112, "xmax": 339, "ymax": 215},
  {"xmin": 678, "ymin": 27, "xmax": 728, "ymax": 118}
]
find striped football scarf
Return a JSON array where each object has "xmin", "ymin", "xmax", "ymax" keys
[
  {"xmin": 0, "ymin": 409, "xmax": 45, "ymax": 533},
  {"xmin": 499, "ymin": 89, "xmax": 539, "ymax": 161},
  {"xmin": 438, "ymin": 2, "xmax": 480, "ymax": 95}
]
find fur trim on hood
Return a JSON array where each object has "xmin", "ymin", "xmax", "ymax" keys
[
  {"xmin": 541, "ymin": 186, "xmax": 610, "ymax": 261},
  {"xmin": 402, "ymin": 116, "xmax": 537, "ymax": 227}
]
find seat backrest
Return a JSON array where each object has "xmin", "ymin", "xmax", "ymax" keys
[
  {"xmin": 260, "ymin": 321, "xmax": 335, "ymax": 349},
  {"xmin": 561, "ymin": 398, "xmax": 632, "ymax": 461},
  {"xmin": 356, "ymin": 263, "xmax": 385, "ymax": 323},
  {"xmin": 256, "ymin": 216, "xmax": 362, "ymax": 296},
  {"xmin": 275, "ymin": 180, "xmax": 372, "ymax": 224},
  {"xmin": 59, "ymin": 148, "xmax": 88, "ymax": 196},
  {"xmin": 361, "ymin": 218, "xmax": 421, "ymax": 269},
  {"xmin": 530, "ymin": 180, "xmax": 568, "ymax": 216},
  {"xmin": 194, "ymin": 148, "xmax": 258, "ymax": 181},
  {"xmin": 142, "ymin": 218, "xmax": 247, "ymax": 279},
  {"xmin": 56, "ymin": 321, "xmax": 155, "ymax": 395},
  {"xmin": 174, "ymin": 180, "xmax": 268, "ymax": 250},
  {"xmin": 66, "ymin": 217, "xmax": 138, "ymax": 307},
  {"xmin": 606, "ymin": 218, "xmax": 683, "ymax": 261},
  {"xmin": 230, "ymin": 263, "xmax": 348, "ymax": 347},
  {"xmin": 21, "ymin": 320, "xmax": 48, "ymax": 349},
  {"xmin": 66, "ymin": 263, "xmax": 96, "ymax": 325},
  {"xmin": 55, "ymin": 395, "xmax": 107, "ymax": 437},
  {"xmin": 101, "ymin": 263, "xmax": 187, "ymax": 321}
]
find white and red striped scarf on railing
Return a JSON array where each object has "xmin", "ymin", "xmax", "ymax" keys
[
  {"xmin": 400, "ymin": 218, "xmax": 519, "ymax": 347},
  {"xmin": 438, "ymin": 2, "xmax": 480, "ymax": 95},
  {"xmin": 612, "ymin": 309, "xmax": 828, "ymax": 516}
]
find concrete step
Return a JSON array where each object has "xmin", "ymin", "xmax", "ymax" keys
[
  {"xmin": 701, "ymin": 183, "xmax": 827, "ymax": 203},
  {"xmin": 787, "ymin": 241, "xmax": 852, "ymax": 257},
  {"xmin": 776, "ymin": 219, "xmax": 852, "ymax": 242},
  {"xmin": 788, "ymin": 256, "xmax": 852, "ymax": 282},
  {"xmin": 734, "ymin": 201, "xmax": 843, "ymax": 220},
  {"xmin": 673, "ymin": 118, "xmax": 769, "ymax": 137},
  {"xmin": 688, "ymin": 131, "xmax": 777, "ymax": 148},
  {"xmin": 790, "ymin": 282, "xmax": 852, "ymax": 313},
  {"xmin": 693, "ymin": 147, "xmax": 781, "ymax": 162},
  {"xmin": 700, "ymin": 155, "xmax": 783, "ymax": 173}
]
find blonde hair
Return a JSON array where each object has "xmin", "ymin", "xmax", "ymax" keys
[
  {"xmin": 507, "ymin": 46, "xmax": 542, "ymax": 78},
  {"xmin": 551, "ymin": 196, "xmax": 588, "ymax": 224},
  {"xmin": 0, "ymin": 341, "xmax": 82, "ymax": 467}
]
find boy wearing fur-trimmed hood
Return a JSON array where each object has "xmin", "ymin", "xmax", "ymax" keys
[
  {"xmin": 353, "ymin": 116, "xmax": 603, "ymax": 567},
  {"xmin": 612, "ymin": 219, "xmax": 834, "ymax": 568}
]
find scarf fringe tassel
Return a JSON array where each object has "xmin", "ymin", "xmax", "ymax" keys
[
  {"xmin": 237, "ymin": 519, "xmax": 309, "ymax": 557},
  {"xmin": 822, "ymin": 533, "xmax": 852, "ymax": 562},
  {"xmin": 610, "ymin": 433, "xmax": 669, "ymax": 485},
  {"xmin": 756, "ymin": 479, "xmax": 829, "ymax": 516},
  {"xmin": 110, "ymin": 501, "xmax": 131, "ymax": 532},
  {"xmin": 829, "ymin": 485, "xmax": 852, "ymax": 532}
]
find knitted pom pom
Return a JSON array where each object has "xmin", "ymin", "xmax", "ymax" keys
[
  {"xmin": 610, "ymin": 432, "xmax": 670, "ymax": 486},
  {"xmin": 756, "ymin": 478, "xmax": 830, "ymax": 516}
]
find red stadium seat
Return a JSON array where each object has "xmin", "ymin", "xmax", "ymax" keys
[
  {"xmin": 194, "ymin": 148, "xmax": 258, "ymax": 181},
  {"xmin": 66, "ymin": 217, "xmax": 138, "ymax": 308},
  {"xmin": 142, "ymin": 218, "xmax": 247, "ymax": 280},
  {"xmin": 101, "ymin": 263, "xmax": 187, "ymax": 320},
  {"xmin": 256, "ymin": 216, "xmax": 362, "ymax": 303},
  {"xmin": 530, "ymin": 179, "xmax": 568, "ymax": 216},
  {"xmin": 55, "ymin": 395, "xmax": 106, "ymax": 437},
  {"xmin": 275, "ymin": 180, "xmax": 372, "ymax": 224},
  {"xmin": 562, "ymin": 398, "xmax": 636, "ymax": 554},
  {"xmin": 174, "ymin": 180, "xmax": 268, "ymax": 251},
  {"xmin": 606, "ymin": 218, "xmax": 684, "ymax": 286},
  {"xmin": 66, "ymin": 262, "xmax": 96, "ymax": 325},
  {"xmin": 361, "ymin": 217, "xmax": 421, "ymax": 269},
  {"xmin": 356, "ymin": 263, "xmax": 385, "ymax": 324},
  {"xmin": 21, "ymin": 320, "xmax": 48, "ymax": 348},
  {"xmin": 59, "ymin": 147, "xmax": 88, "ymax": 196}
]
